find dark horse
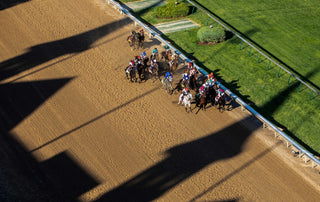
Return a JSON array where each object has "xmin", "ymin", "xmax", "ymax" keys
[
  {"xmin": 195, "ymin": 93, "xmax": 207, "ymax": 114},
  {"xmin": 125, "ymin": 66, "xmax": 137, "ymax": 82},
  {"xmin": 137, "ymin": 57, "xmax": 148, "ymax": 82},
  {"xmin": 208, "ymin": 85, "xmax": 217, "ymax": 106},
  {"xmin": 135, "ymin": 32, "xmax": 144, "ymax": 49},
  {"xmin": 215, "ymin": 93, "xmax": 227, "ymax": 112}
]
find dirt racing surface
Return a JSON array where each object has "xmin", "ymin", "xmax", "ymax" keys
[{"xmin": 0, "ymin": 0, "xmax": 320, "ymax": 201}]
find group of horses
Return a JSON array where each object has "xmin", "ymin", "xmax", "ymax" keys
[{"xmin": 125, "ymin": 29, "xmax": 230, "ymax": 113}]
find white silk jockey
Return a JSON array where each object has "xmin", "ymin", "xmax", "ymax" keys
[
  {"xmin": 126, "ymin": 64, "xmax": 133, "ymax": 74},
  {"xmin": 178, "ymin": 88, "xmax": 189, "ymax": 104},
  {"xmin": 189, "ymin": 67, "xmax": 197, "ymax": 76},
  {"xmin": 182, "ymin": 92, "xmax": 193, "ymax": 113},
  {"xmin": 149, "ymin": 59, "xmax": 157, "ymax": 73},
  {"xmin": 129, "ymin": 60, "xmax": 135, "ymax": 67}
]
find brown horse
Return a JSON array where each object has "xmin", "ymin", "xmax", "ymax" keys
[
  {"xmin": 161, "ymin": 49, "xmax": 172, "ymax": 62},
  {"xmin": 195, "ymin": 93, "xmax": 207, "ymax": 114},
  {"xmin": 168, "ymin": 55, "xmax": 178, "ymax": 73}
]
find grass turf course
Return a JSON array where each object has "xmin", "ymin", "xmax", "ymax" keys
[{"xmin": 119, "ymin": 0, "xmax": 320, "ymax": 155}]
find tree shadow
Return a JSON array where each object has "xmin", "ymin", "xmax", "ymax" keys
[{"xmin": 0, "ymin": 17, "xmax": 131, "ymax": 82}]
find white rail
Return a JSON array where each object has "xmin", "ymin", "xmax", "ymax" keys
[{"xmin": 106, "ymin": 0, "xmax": 320, "ymax": 168}]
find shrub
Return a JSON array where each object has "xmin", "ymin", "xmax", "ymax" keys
[
  {"xmin": 197, "ymin": 26, "xmax": 226, "ymax": 43},
  {"xmin": 157, "ymin": 2, "xmax": 189, "ymax": 19}
]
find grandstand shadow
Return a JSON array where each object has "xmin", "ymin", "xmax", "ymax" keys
[
  {"xmin": 0, "ymin": 17, "xmax": 131, "ymax": 82},
  {"xmin": 0, "ymin": 0, "xmax": 30, "ymax": 10},
  {"xmin": 95, "ymin": 62, "xmax": 308, "ymax": 202},
  {"xmin": 191, "ymin": 0, "xmax": 320, "ymax": 92}
]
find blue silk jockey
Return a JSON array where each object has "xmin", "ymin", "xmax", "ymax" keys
[
  {"xmin": 140, "ymin": 51, "xmax": 147, "ymax": 60},
  {"xmin": 165, "ymin": 72, "xmax": 173, "ymax": 82},
  {"xmin": 182, "ymin": 72, "xmax": 189, "ymax": 82},
  {"xmin": 218, "ymin": 88, "xmax": 225, "ymax": 97},
  {"xmin": 178, "ymin": 88, "xmax": 189, "ymax": 105}
]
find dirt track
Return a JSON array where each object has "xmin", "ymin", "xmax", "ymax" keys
[{"xmin": 0, "ymin": 0, "xmax": 320, "ymax": 201}]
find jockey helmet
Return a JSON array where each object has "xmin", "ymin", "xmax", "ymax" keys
[
  {"xmin": 189, "ymin": 62, "xmax": 192, "ymax": 66},
  {"xmin": 153, "ymin": 59, "xmax": 156, "ymax": 63},
  {"xmin": 185, "ymin": 88, "xmax": 189, "ymax": 92},
  {"xmin": 138, "ymin": 56, "xmax": 141, "ymax": 59},
  {"xmin": 139, "ymin": 27, "xmax": 143, "ymax": 31},
  {"xmin": 142, "ymin": 52, "xmax": 146, "ymax": 55},
  {"xmin": 220, "ymin": 89, "xmax": 224, "ymax": 93}
]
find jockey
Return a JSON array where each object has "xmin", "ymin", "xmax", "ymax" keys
[
  {"xmin": 129, "ymin": 60, "xmax": 135, "ymax": 67},
  {"xmin": 139, "ymin": 27, "xmax": 144, "ymax": 35},
  {"xmin": 218, "ymin": 88, "xmax": 225, "ymax": 98},
  {"xmin": 199, "ymin": 84, "xmax": 206, "ymax": 95},
  {"xmin": 152, "ymin": 47, "xmax": 158, "ymax": 55},
  {"xmin": 151, "ymin": 59, "xmax": 156, "ymax": 67},
  {"xmin": 182, "ymin": 71, "xmax": 189, "ymax": 81},
  {"xmin": 140, "ymin": 51, "xmax": 147, "ymax": 60},
  {"xmin": 149, "ymin": 59, "xmax": 157, "ymax": 73},
  {"xmin": 164, "ymin": 44, "xmax": 169, "ymax": 50},
  {"xmin": 188, "ymin": 62, "xmax": 193, "ymax": 70},
  {"xmin": 178, "ymin": 88, "xmax": 189, "ymax": 104},
  {"xmin": 165, "ymin": 72, "xmax": 173, "ymax": 82},
  {"xmin": 189, "ymin": 66, "xmax": 197, "ymax": 77},
  {"xmin": 207, "ymin": 72, "xmax": 214, "ymax": 79},
  {"xmin": 206, "ymin": 77, "xmax": 215, "ymax": 87}
]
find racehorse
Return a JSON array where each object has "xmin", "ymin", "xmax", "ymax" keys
[
  {"xmin": 195, "ymin": 93, "xmax": 207, "ymax": 114},
  {"xmin": 168, "ymin": 55, "xmax": 178, "ymax": 73},
  {"xmin": 189, "ymin": 73, "xmax": 198, "ymax": 90},
  {"xmin": 208, "ymin": 85, "xmax": 217, "ymax": 106},
  {"xmin": 182, "ymin": 92, "xmax": 193, "ymax": 113},
  {"xmin": 161, "ymin": 49, "xmax": 172, "ymax": 62},
  {"xmin": 135, "ymin": 32, "xmax": 144, "ymax": 49},
  {"xmin": 161, "ymin": 77, "xmax": 174, "ymax": 94},
  {"xmin": 125, "ymin": 66, "xmax": 137, "ymax": 82},
  {"xmin": 215, "ymin": 93, "xmax": 227, "ymax": 112},
  {"xmin": 127, "ymin": 34, "xmax": 136, "ymax": 50},
  {"xmin": 149, "ymin": 62, "xmax": 159, "ymax": 80}
]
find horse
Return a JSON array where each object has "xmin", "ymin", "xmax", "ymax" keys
[
  {"xmin": 125, "ymin": 66, "xmax": 137, "ymax": 82},
  {"xmin": 149, "ymin": 63, "xmax": 159, "ymax": 80},
  {"xmin": 134, "ymin": 32, "xmax": 144, "ymax": 49},
  {"xmin": 182, "ymin": 92, "xmax": 193, "ymax": 113},
  {"xmin": 215, "ymin": 93, "xmax": 227, "ymax": 112},
  {"xmin": 195, "ymin": 93, "xmax": 207, "ymax": 114},
  {"xmin": 168, "ymin": 55, "xmax": 178, "ymax": 73},
  {"xmin": 161, "ymin": 49, "xmax": 172, "ymax": 62},
  {"xmin": 127, "ymin": 34, "xmax": 136, "ymax": 50},
  {"xmin": 208, "ymin": 85, "xmax": 217, "ymax": 106},
  {"xmin": 161, "ymin": 77, "xmax": 174, "ymax": 94}
]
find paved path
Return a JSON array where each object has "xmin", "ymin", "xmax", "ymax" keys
[
  {"xmin": 154, "ymin": 19, "xmax": 199, "ymax": 33},
  {"xmin": 125, "ymin": 0, "xmax": 166, "ymax": 11}
]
